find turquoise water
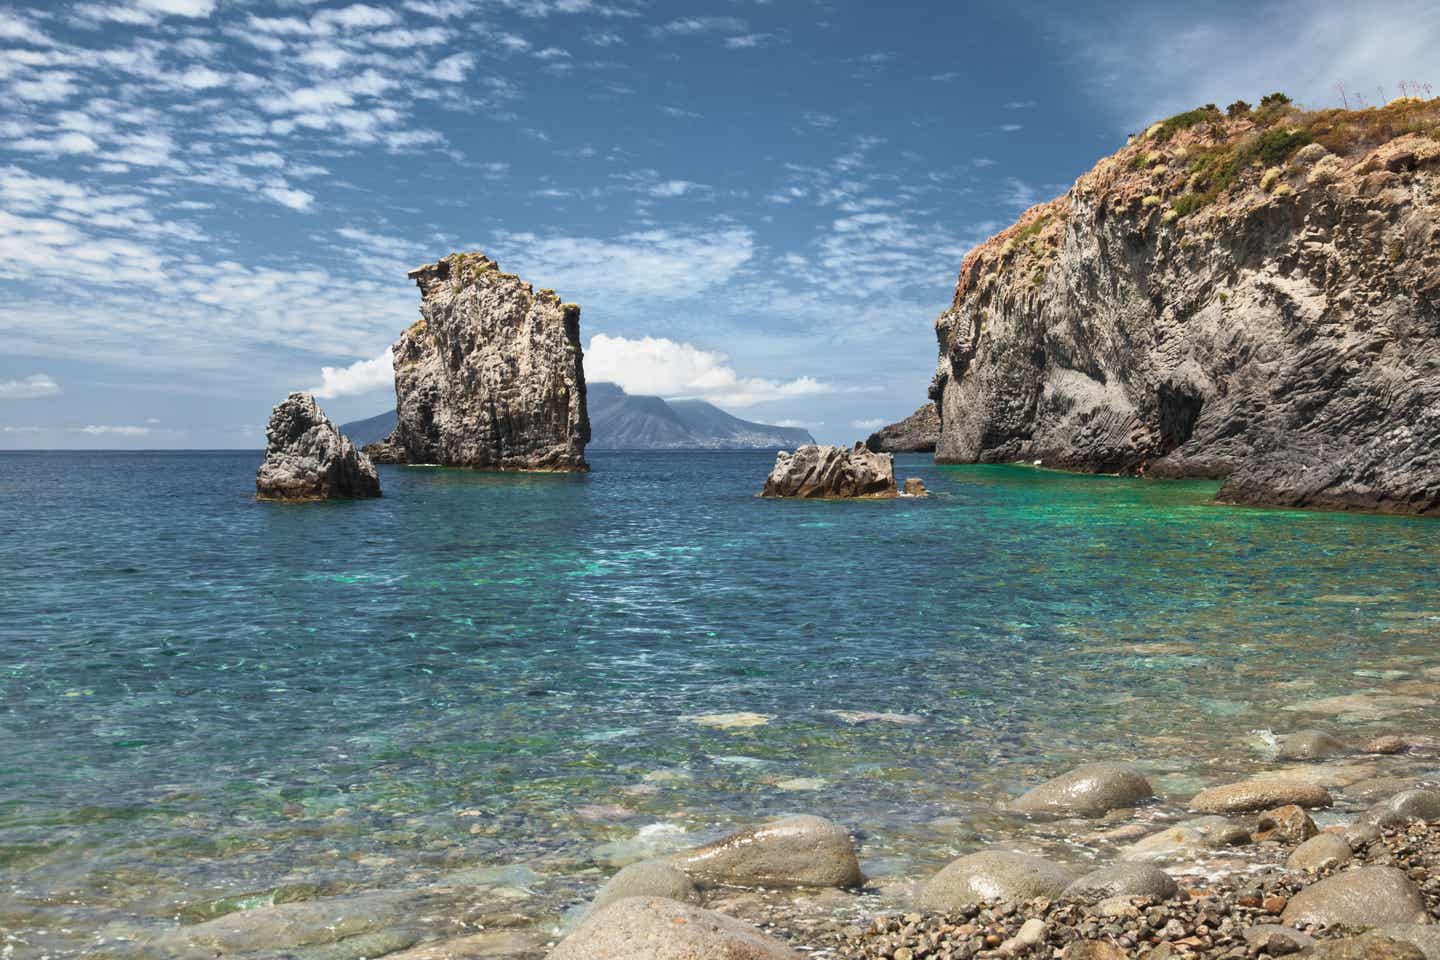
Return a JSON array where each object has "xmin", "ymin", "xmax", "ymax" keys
[{"xmin": 3, "ymin": 451, "xmax": 1440, "ymax": 954}]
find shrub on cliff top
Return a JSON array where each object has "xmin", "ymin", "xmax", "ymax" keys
[{"xmin": 1152, "ymin": 104, "xmax": 1223, "ymax": 143}]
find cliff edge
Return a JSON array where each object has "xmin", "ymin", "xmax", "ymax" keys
[
  {"xmin": 367, "ymin": 252, "xmax": 589, "ymax": 472},
  {"xmin": 931, "ymin": 95, "xmax": 1440, "ymax": 514}
]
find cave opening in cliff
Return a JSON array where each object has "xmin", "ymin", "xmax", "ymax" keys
[{"xmin": 1157, "ymin": 384, "xmax": 1204, "ymax": 453}]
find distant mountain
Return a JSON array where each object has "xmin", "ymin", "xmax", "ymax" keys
[
  {"xmin": 340, "ymin": 409, "xmax": 399, "ymax": 448},
  {"xmin": 340, "ymin": 383, "xmax": 814, "ymax": 453},
  {"xmin": 587, "ymin": 382, "xmax": 815, "ymax": 450}
]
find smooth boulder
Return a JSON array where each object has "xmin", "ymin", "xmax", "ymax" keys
[
  {"xmin": 916, "ymin": 851, "xmax": 1075, "ymax": 912},
  {"xmin": 1364, "ymin": 789, "xmax": 1440, "ymax": 826},
  {"xmin": 551, "ymin": 897, "xmax": 801, "ymax": 960},
  {"xmin": 1281, "ymin": 866, "xmax": 1430, "ymax": 927},
  {"xmin": 256, "ymin": 392, "xmax": 381, "ymax": 501},
  {"xmin": 1287, "ymin": 833, "xmax": 1353, "ymax": 872},
  {"xmin": 589, "ymin": 861, "xmax": 698, "ymax": 914},
  {"xmin": 1373, "ymin": 925, "xmax": 1440, "ymax": 960},
  {"xmin": 1063, "ymin": 863, "xmax": 1177, "ymax": 902},
  {"xmin": 1009, "ymin": 762, "xmax": 1154, "ymax": 818},
  {"xmin": 1189, "ymin": 778, "xmax": 1332, "ymax": 814},
  {"xmin": 760, "ymin": 443, "xmax": 897, "ymax": 498},
  {"xmin": 1298, "ymin": 937, "xmax": 1426, "ymax": 959},
  {"xmin": 668, "ymin": 815, "xmax": 861, "ymax": 889}
]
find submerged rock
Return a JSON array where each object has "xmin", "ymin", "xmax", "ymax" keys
[
  {"xmin": 929, "ymin": 102, "xmax": 1440, "ymax": 515},
  {"xmin": 668, "ymin": 814, "xmax": 861, "ymax": 889},
  {"xmin": 865, "ymin": 402, "xmax": 940, "ymax": 453},
  {"xmin": 1008, "ymin": 762, "xmax": 1154, "ymax": 818},
  {"xmin": 551, "ymin": 896, "xmax": 802, "ymax": 960},
  {"xmin": 1277, "ymin": 729, "xmax": 1349, "ymax": 761},
  {"xmin": 255, "ymin": 392, "xmax": 380, "ymax": 501},
  {"xmin": 916, "ymin": 851, "xmax": 1075, "ymax": 912},
  {"xmin": 1281, "ymin": 865, "xmax": 1430, "ymax": 927},
  {"xmin": 902, "ymin": 477, "xmax": 929, "ymax": 497},
  {"xmin": 760, "ymin": 443, "xmax": 897, "ymax": 498},
  {"xmin": 1118, "ymin": 816, "xmax": 1251, "ymax": 862},
  {"xmin": 367, "ymin": 252, "xmax": 589, "ymax": 471}
]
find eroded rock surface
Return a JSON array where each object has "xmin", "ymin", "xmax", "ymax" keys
[
  {"xmin": 367, "ymin": 252, "xmax": 589, "ymax": 471},
  {"xmin": 761, "ymin": 443, "xmax": 897, "ymax": 499},
  {"xmin": 256, "ymin": 392, "xmax": 380, "ymax": 501},
  {"xmin": 865, "ymin": 402, "xmax": 940, "ymax": 453},
  {"xmin": 929, "ymin": 98, "xmax": 1440, "ymax": 514}
]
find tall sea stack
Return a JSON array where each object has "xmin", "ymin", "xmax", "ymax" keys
[
  {"xmin": 366, "ymin": 252, "xmax": 590, "ymax": 471},
  {"xmin": 930, "ymin": 97, "xmax": 1440, "ymax": 514}
]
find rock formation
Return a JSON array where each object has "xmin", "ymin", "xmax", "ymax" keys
[
  {"xmin": 366, "ymin": 252, "xmax": 589, "ymax": 471},
  {"xmin": 865, "ymin": 402, "xmax": 940, "ymax": 452},
  {"xmin": 930, "ymin": 96, "xmax": 1440, "ymax": 513},
  {"xmin": 760, "ymin": 443, "xmax": 897, "ymax": 498},
  {"xmin": 255, "ymin": 393, "xmax": 380, "ymax": 501}
]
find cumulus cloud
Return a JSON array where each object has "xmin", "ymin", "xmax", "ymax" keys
[
  {"xmin": 310, "ymin": 349, "xmax": 394, "ymax": 398},
  {"xmin": 585, "ymin": 334, "xmax": 832, "ymax": 409},
  {"xmin": 0, "ymin": 373, "xmax": 62, "ymax": 399}
]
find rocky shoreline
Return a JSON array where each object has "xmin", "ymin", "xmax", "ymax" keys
[{"xmin": 117, "ymin": 718, "xmax": 1440, "ymax": 959}]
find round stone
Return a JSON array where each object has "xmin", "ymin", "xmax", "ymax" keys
[
  {"xmin": 916, "ymin": 851, "xmax": 1076, "ymax": 912},
  {"xmin": 1008, "ymin": 762, "xmax": 1155, "ymax": 818}
]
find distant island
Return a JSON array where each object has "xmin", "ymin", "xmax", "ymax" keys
[{"xmin": 343, "ymin": 381, "xmax": 814, "ymax": 453}]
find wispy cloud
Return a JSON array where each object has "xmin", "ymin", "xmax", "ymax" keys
[{"xmin": 0, "ymin": 373, "xmax": 62, "ymax": 399}]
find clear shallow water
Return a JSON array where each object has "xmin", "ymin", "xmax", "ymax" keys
[{"xmin": 4, "ymin": 450, "xmax": 1440, "ymax": 954}]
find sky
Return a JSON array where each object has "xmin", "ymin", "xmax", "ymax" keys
[{"xmin": 0, "ymin": 0, "xmax": 1436, "ymax": 448}]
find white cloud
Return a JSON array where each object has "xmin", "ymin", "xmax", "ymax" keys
[
  {"xmin": 650, "ymin": 16, "xmax": 747, "ymax": 37},
  {"xmin": 75, "ymin": 424, "xmax": 152, "ymax": 435},
  {"xmin": 586, "ymin": 334, "xmax": 832, "ymax": 408},
  {"xmin": 0, "ymin": 374, "xmax": 62, "ymax": 399},
  {"xmin": 850, "ymin": 418, "xmax": 885, "ymax": 430},
  {"xmin": 261, "ymin": 185, "xmax": 316, "ymax": 211},
  {"xmin": 0, "ymin": 12, "xmax": 53, "ymax": 45},
  {"xmin": 491, "ymin": 226, "xmax": 754, "ymax": 302},
  {"xmin": 310, "ymin": 349, "xmax": 394, "ymax": 398},
  {"xmin": 137, "ymin": 0, "xmax": 217, "ymax": 16},
  {"xmin": 649, "ymin": 179, "xmax": 698, "ymax": 198},
  {"xmin": 430, "ymin": 52, "xmax": 474, "ymax": 82}
]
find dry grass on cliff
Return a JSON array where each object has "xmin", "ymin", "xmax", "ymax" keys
[{"xmin": 949, "ymin": 95, "xmax": 1440, "ymax": 307}]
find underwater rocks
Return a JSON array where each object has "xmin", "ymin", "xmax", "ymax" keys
[
  {"xmin": 552, "ymin": 896, "xmax": 802, "ymax": 960},
  {"xmin": 1007, "ymin": 762, "xmax": 1154, "ymax": 818},
  {"xmin": 865, "ymin": 402, "xmax": 941, "ymax": 453},
  {"xmin": 761, "ymin": 443, "xmax": 897, "ymax": 498},
  {"xmin": 367, "ymin": 252, "xmax": 589, "ymax": 471},
  {"xmin": 255, "ymin": 392, "xmax": 380, "ymax": 501},
  {"xmin": 668, "ymin": 814, "xmax": 863, "ymax": 889},
  {"xmin": 929, "ymin": 100, "xmax": 1440, "ymax": 514}
]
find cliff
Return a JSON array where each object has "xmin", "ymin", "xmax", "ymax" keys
[
  {"xmin": 866, "ymin": 402, "xmax": 940, "ymax": 453},
  {"xmin": 256, "ymin": 393, "xmax": 380, "ymax": 501},
  {"xmin": 367, "ymin": 252, "xmax": 589, "ymax": 471},
  {"xmin": 931, "ymin": 96, "xmax": 1440, "ymax": 514}
]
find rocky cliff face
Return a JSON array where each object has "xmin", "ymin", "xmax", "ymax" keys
[
  {"xmin": 256, "ymin": 393, "xmax": 380, "ymax": 501},
  {"xmin": 931, "ymin": 97, "xmax": 1440, "ymax": 514},
  {"xmin": 866, "ymin": 402, "xmax": 940, "ymax": 453},
  {"xmin": 367, "ymin": 252, "xmax": 589, "ymax": 471}
]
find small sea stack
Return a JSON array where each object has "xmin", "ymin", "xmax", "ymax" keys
[
  {"xmin": 255, "ymin": 392, "xmax": 380, "ymax": 501},
  {"xmin": 761, "ymin": 442, "xmax": 897, "ymax": 498},
  {"xmin": 365, "ymin": 251, "xmax": 589, "ymax": 472}
]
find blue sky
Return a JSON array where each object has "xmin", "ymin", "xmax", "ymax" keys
[{"xmin": 1, "ymin": 0, "xmax": 1435, "ymax": 447}]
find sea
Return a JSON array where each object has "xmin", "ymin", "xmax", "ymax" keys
[{"xmin": 3, "ymin": 450, "xmax": 1439, "ymax": 956}]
